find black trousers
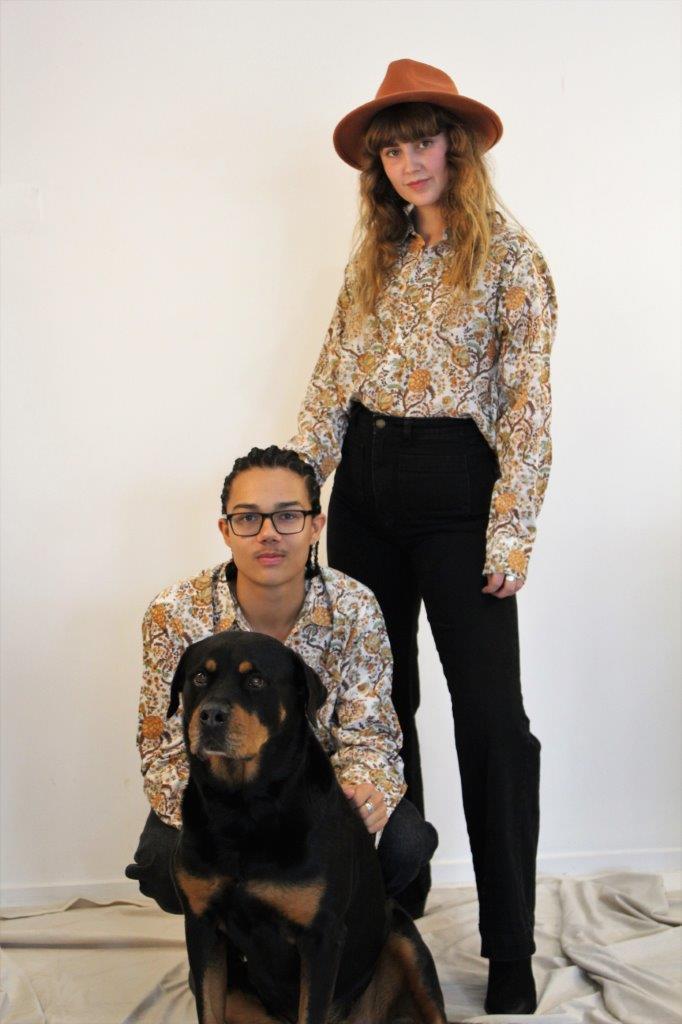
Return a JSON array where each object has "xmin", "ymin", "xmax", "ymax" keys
[
  {"xmin": 327, "ymin": 402, "xmax": 540, "ymax": 960},
  {"xmin": 126, "ymin": 797, "xmax": 437, "ymax": 917}
]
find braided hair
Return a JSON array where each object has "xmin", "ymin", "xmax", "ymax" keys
[{"xmin": 220, "ymin": 446, "xmax": 322, "ymax": 580}]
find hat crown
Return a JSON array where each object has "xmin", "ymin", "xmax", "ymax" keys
[
  {"xmin": 377, "ymin": 59, "xmax": 460, "ymax": 100},
  {"xmin": 333, "ymin": 58, "xmax": 502, "ymax": 169}
]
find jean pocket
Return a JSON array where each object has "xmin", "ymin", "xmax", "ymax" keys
[{"xmin": 396, "ymin": 454, "xmax": 471, "ymax": 517}]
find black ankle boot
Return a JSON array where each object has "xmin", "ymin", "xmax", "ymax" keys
[{"xmin": 485, "ymin": 956, "xmax": 537, "ymax": 1014}]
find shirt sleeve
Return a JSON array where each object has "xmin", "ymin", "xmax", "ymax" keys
[
  {"xmin": 328, "ymin": 585, "xmax": 407, "ymax": 818},
  {"xmin": 286, "ymin": 262, "xmax": 355, "ymax": 484},
  {"xmin": 484, "ymin": 242, "xmax": 558, "ymax": 580},
  {"xmin": 136, "ymin": 598, "xmax": 188, "ymax": 830}
]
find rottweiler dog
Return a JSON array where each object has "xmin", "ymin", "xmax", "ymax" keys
[{"xmin": 167, "ymin": 629, "xmax": 448, "ymax": 1024}]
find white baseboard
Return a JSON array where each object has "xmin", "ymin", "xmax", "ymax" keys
[{"xmin": 2, "ymin": 848, "xmax": 680, "ymax": 909}]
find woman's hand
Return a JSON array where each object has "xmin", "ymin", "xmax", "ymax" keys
[
  {"xmin": 482, "ymin": 573, "xmax": 525, "ymax": 599},
  {"xmin": 342, "ymin": 783, "xmax": 388, "ymax": 834}
]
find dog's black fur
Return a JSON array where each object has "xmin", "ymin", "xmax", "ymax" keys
[{"xmin": 168, "ymin": 629, "xmax": 446, "ymax": 1024}]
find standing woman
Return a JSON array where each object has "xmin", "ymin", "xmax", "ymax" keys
[{"xmin": 287, "ymin": 59, "xmax": 557, "ymax": 1015}]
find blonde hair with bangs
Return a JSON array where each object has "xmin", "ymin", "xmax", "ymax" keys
[{"xmin": 352, "ymin": 103, "xmax": 503, "ymax": 318}]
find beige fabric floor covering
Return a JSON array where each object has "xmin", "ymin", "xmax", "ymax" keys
[{"xmin": 1, "ymin": 872, "xmax": 680, "ymax": 1024}]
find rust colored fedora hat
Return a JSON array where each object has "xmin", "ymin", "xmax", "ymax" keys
[{"xmin": 333, "ymin": 58, "xmax": 503, "ymax": 169}]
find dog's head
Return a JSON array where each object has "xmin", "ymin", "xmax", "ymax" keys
[{"xmin": 167, "ymin": 630, "xmax": 327, "ymax": 787}]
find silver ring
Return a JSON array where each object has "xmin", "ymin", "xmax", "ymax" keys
[
  {"xmin": 505, "ymin": 573, "xmax": 519, "ymax": 582},
  {"xmin": 364, "ymin": 799, "xmax": 374, "ymax": 815}
]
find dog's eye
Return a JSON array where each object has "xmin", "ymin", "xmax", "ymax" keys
[
  {"xmin": 245, "ymin": 674, "xmax": 266, "ymax": 690},
  {"xmin": 193, "ymin": 671, "xmax": 208, "ymax": 687}
]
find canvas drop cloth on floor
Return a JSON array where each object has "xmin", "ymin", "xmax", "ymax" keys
[{"xmin": 1, "ymin": 872, "xmax": 680, "ymax": 1024}]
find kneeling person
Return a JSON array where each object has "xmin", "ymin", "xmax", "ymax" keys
[{"xmin": 126, "ymin": 445, "xmax": 437, "ymax": 915}]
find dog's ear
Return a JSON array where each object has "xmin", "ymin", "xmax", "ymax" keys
[
  {"xmin": 167, "ymin": 647, "xmax": 190, "ymax": 719},
  {"xmin": 291, "ymin": 650, "xmax": 327, "ymax": 725}
]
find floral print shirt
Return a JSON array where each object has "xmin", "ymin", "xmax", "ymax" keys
[
  {"xmin": 288, "ymin": 214, "xmax": 557, "ymax": 578},
  {"xmin": 137, "ymin": 563, "xmax": 406, "ymax": 829}
]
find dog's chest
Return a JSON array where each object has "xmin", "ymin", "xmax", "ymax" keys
[{"xmin": 204, "ymin": 867, "xmax": 327, "ymax": 933}]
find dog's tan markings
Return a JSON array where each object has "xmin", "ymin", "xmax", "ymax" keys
[
  {"xmin": 387, "ymin": 934, "xmax": 446, "ymax": 1024},
  {"xmin": 229, "ymin": 705, "xmax": 270, "ymax": 759},
  {"xmin": 224, "ymin": 989, "xmax": 281, "ymax": 1024},
  {"xmin": 188, "ymin": 706, "xmax": 203, "ymax": 756},
  {"xmin": 298, "ymin": 957, "xmax": 310, "ymax": 1022},
  {"xmin": 175, "ymin": 868, "xmax": 227, "ymax": 917},
  {"xmin": 244, "ymin": 879, "xmax": 325, "ymax": 927},
  {"xmin": 242, "ymin": 753, "xmax": 261, "ymax": 783},
  {"xmin": 206, "ymin": 753, "xmax": 262, "ymax": 787},
  {"xmin": 204, "ymin": 658, "xmax": 217, "ymax": 672},
  {"xmin": 347, "ymin": 933, "xmax": 401, "ymax": 1023},
  {"xmin": 238, "ymin": 660, "xmax": 253, "ymax": 673},
  {"xmin": 348, "ymin": 931, "xmax": 446, "ymax": 1024},
  {"xmin": 206, "ymin": 754, "xmax": 234, "ymax": 782},
  {"xmin": 201, "ymin": 956, "xmax": 227, "ymax": 1024}
]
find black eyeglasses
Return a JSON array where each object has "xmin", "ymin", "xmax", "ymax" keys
[{"xmin": 224, "ymin": 509, "xmax": 315, "ymax": 537}]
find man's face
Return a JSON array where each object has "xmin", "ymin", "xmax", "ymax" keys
[{"xmin": 218, "ymin": 467, "xmax": 325, "ymax": 589}]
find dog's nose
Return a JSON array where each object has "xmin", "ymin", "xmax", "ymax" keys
[{"xmin": 199, "ymin": 703, "xmax": 230, "ymax": 727}]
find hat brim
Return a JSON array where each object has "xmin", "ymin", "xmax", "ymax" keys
[{"xmin": 333, "ymin": 91, "xmax": 503, "ymax": 169}]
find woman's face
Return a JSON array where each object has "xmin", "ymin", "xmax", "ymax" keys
[
  {"xmin": 218, "ymin": 467, "xmax": 325, "ymax": 589},
  {"xmin": 379, "ymin": 132, "xmax": 449, "ymax": 210}
]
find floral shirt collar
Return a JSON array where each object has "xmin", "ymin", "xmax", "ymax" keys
[
  {"xmin": 212, "ymin": 569, "xmax": 329, "ymax": 638},
  {"xmin": 216, "ymin": 567, "xmax": 328, "ymax": 642}
]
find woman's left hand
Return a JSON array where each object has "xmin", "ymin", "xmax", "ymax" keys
[
  {"xmin": 342, "ymin": 783, "xmax": 388, "ymax": 834},
  {"xmin": 482, "ymin": 573, "xmax": 525, "ymax": 599}
]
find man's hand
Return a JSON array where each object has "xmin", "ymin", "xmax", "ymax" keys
[
  {"xmin": 342, "ymin": 783, "xmax": 388, "ymax": 834},
  {"xmin": 482, "ymin": 572, "xmax": 525, "ymax": 599}
]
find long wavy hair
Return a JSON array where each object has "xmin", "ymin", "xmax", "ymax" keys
[{"xmin": 352, "ymin": 102, "xmax": 504, "ymax": 318}]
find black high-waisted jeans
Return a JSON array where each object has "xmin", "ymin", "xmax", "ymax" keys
[{"xmin": 327, "ymin": 402, "xmax": 541, "ymax": 960}]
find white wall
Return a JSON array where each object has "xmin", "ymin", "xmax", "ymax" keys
[{"xmin": 1, "ymin": 0, "xmax": 680, "ymax": 901}]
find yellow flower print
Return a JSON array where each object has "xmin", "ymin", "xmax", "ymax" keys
[
  {"xmin": 311, "ymin": 606, "xmax": 332, "ymax": 628},
  {"xmin": 217, "ymin": 616, "xmax": 233, "ymax": 632},
  {"xmin": 451, "ymin": 346, "xmax": 470, "ymax": 368},
  {"xmin": 191, "ymin": 574, "xmax": 213, "ymax": 606},
  {"xmin": 363, "ymin": 632, "xmax": 382, "ymax": 654},
  {"xmin": 408, "ymin": 368, "xmax": 431, "ymax": 392},
  {"xmin": 494, "ymin": 492, "xmax": 517, "ymax": 515},
  {"xmin": 504, "ymin": 287, "xmax": 527, "ymax": 312},
  {"xmin": 141, "ymin": 715, "xmax": 165, "ymax": 740},
  {"xmin": 508, "ymin": 549, "xmax": 528, "ymax": 575},
  {"xmin": 320, "ymin": 388, "xmax": 337, "ymax": 408},
  {"xmin": 344, "ymin": 700, "xmax": 367, "ymax": 722},
  {"xmin": 376, "ymin": 390, "xmax": 394, "ymax": 411},
  {"xmin": 150, "ymin": 605, "xmax": 166, "ymax": 630},
  {"xmin": 321, "ymin": 456, "xmax": 337, "ymax": 478},
  {"xmin": 357, "ymin": 352, "xmax": 377, "ymax": 374},
  {"xmin": 512, "ymin": 386, "xmax": 528, "ymax": 412}
]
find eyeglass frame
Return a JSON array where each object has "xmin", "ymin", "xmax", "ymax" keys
[{"xmin": 222, "ymin": 509, "xmax": 317, "ymax": 537}]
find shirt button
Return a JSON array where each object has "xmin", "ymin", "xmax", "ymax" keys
[{"xmin": 375, "ymin": 418, "xmax": 386, "ymax": 429}]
